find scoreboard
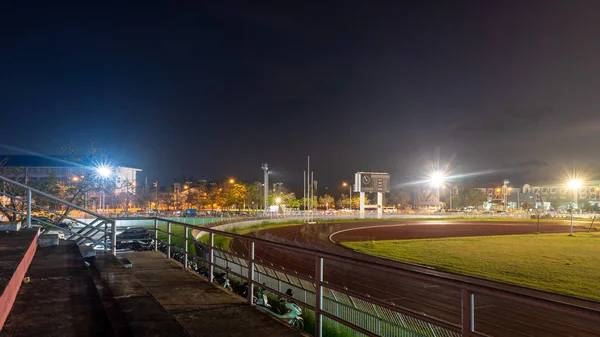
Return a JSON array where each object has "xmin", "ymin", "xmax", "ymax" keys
[{"xmin": 354, "ymin": 172, "xmax": 390, "ymax": 193}]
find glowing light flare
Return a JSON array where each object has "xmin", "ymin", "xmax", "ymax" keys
[
  {"xmin": 567, "ymin": 179, "xmax": 582, "ymax": 190},
  {"xmin": 275, "ymin": 197, "xmax": 281, "ymax": 204},
  {"xmin": 429, "ymin": 171, "xmax": 446, "ymax": 187},
  {"xmin": 96, "ymin": 165, "xmax": 113, "ymax": 178}
]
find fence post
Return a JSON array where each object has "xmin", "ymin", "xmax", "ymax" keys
[
  {"xmin": 110, "ymin": 220, "xmax": 117, "ymax": 255},
  {"xmin": 184, "ymin": 225, "xmax": 189, "ymax": 269},
  {"xmin": 104, "ymin": 221, "xmax": 108, "ymax": 254},
  {"xmin": 315, "ymin": 256, "xmax": 324, "ymax": 337},
  {"xmin": 461, "ymin": 289, "xmax": 475, "ymax": 336},
  {"xmin": 26, "ymin": 189, "xmax": 32, "ymax": 228},
  {"xmin": 209, "ymin": 232, "xmax": 214, "ymax": 282},
  {"xmin": 248, "ymin": 241, "xmax": 255, "ymax": 305},
  {"xmin": 167, "ymin": 222, "xmax": 172, "ymax": 259},
  {"xmin": 153, "ymin": 218, "xmax": 158, "ymax": 251}
]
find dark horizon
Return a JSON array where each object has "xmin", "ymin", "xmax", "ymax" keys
[{"xmin": 2, "ymin": 1, "xmax": 600, "ymax": 190}]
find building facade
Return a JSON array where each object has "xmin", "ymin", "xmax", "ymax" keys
[{"xmin": 0, "ymin": 155, "xmax": 141, "ymax": 194}]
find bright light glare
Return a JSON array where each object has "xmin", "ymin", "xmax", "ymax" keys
[
  {"xmin": 568, "ymin": 179, "xmax": 582, "ymax": 190},
  {"xmin": 96, "ymin": 165, "xmax": 112, "ymax": 178},
  {"xmin": 429, "ymin": 171, "xmax": 446, "ymax": 187},
  {"xmin": 275, "ymin": 197, "xmax": 281, "ymax": 203}
]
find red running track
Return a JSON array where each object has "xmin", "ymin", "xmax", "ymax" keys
[{"xmin": 230, "ymin": 220, "xmax": 600, "ymax": 337}]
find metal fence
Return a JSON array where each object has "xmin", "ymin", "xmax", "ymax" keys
[
  {"xmin": 149, "ymin": 217, "xmax": 600, "ymax": 337},
  {"xmin": 0, "ymin": 175, "xmax": 117, "ymax": 254}
]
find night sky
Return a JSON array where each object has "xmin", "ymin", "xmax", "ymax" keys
[{"xmin": 2, "ymin": 1, "xmax": 600, "ymax": 189}]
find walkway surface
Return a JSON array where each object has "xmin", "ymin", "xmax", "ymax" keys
[
  {"xmin": 1, "ymin": 241, "xmax": 114, "ymax": 337},
  {"xmin": 101, "ymin": 251, "xmax": 306, "ymax": 337}
]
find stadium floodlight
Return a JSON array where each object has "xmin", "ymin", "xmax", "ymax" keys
[
  {"xmin": 567, "ymin": 179, "xmax": 582, "ymax": 190},
  {"xmin": 429, "ymin": 171, "xmax": 446, "ymax": 188},
  {"xmin": 96, "ymin": 165, "xmax": 113, "ymax": 179}
]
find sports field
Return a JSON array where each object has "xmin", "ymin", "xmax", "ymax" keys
[{"xmin": 342, "ymin": 232, "xmax": 600, "ymax": 301}]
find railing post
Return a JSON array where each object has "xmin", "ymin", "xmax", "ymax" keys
[
  {"xmin": 104, "ymin": 221, "xmax": 108, "ymax": 253},
  {"xmin": 26, "ymin": 189, "xmax": 32, "ymax": 228},
  {"xmin": 248, "ymin": 241, "xmax": 255, "ymax": 305},
  {"xmin": 315, "ymin": 256, "xmax": 324, "ymax": 337},
  {"xmin": 208, "ymin": 232, "xmax": 214, "ymax": 282},
  {"xmin": 461, "ymin": 289, "xmax": 475, "ymax": 336},
  {"xmin": 184, "ymin": 225, "xmax": 189, "ymax": 269},
  {"xmin": 110, "ymin": 220, "xmax": 116, "ymax": 255},
  {"xmin": 153, "ymin": 218, "xmax": 158, "ymax": 251},
  {"xmin": 167, "ymin": 222, "xmax": 172, "ymax": 259}
]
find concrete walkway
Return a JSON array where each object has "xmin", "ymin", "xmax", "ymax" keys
[
  {"xmin": 2, "ymin": 241, "xmax": 114, "ymax": 337},
  {"xmin": 116, "ymin": 251, "xmax": 306, "ymax": 337}
]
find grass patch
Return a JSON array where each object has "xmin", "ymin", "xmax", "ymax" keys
[
  {"xmin": 301, "ymin": 308, "xmax": 365, "ymax": 337},
  {"xmin": 342, "ymin": 233, "xmax": 600, "ymax": 301}
]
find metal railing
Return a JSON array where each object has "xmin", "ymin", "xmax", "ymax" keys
[
  {"xmin": 150, "ymin": 217, "xmax": 600, "ymax": 337},
  {"xmin": 0, "ymin": 175, "xmax": 117, "ymax": 254}
]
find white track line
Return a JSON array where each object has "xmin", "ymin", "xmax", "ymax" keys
[{"xmin": 328, "ymin": 224, "xmax": 407, "ymax": 243}]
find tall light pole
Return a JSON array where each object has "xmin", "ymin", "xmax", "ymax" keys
[
  {"xmin": 429, "ymin": 171, "xmax": 446, "ymax": 211},
  {"xmin": 568, "ymin": 179, "xmax": 582, "ymax": 236},
  {"xmin": 503, "ymin": 179, "xmax": 510, "ymax": 211},
  {"xmin": 95, "ymin": 165, "xmax": 113, "ymax": 214},
  {"xmin": 442, "ymin": 185, "xmax": 453, "ymax": 210},
  {"xmin": 153, "ymin": 181, "xmax": 158, "ymax": 211},
  {"xmin": 342, "ymin": 182, "xmax": 352, "ymax": 210},
  {"xmin": 262, "ymin": 163, "xmax": 269, "ymax": 212}
]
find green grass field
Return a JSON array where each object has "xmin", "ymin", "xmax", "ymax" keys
[{"xmin": 342, "ymin": 233, "xmax": 600, "ymax": 301}]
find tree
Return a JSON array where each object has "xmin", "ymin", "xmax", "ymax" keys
[
  {"xmin": 246, "ymin": 181, "xmax": 263, "ymax": 210},
  {"xmin": 465, "ymin": 189, "xmax": 487, "ymax": 207},
  {"xmin": 225, "ymin": 183, "xmax": 247, "ymax": 208},
  {"xmin": 319, "ymin": 194, "xmax": 335, "ymax": 210},
  {"xmin": 388, "ymin": 189, "xmax": 412, "ymax": 209}
]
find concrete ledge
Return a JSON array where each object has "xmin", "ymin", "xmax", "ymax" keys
[
  {"xmin": 38, "ymin": 234, "xmax": 59, "ymax": 247},
  {"xmin": 0, "ymin": 221, "xmax": 21, "ymax": 232},
  {"xmin": 0, "ymin": 229, "xmax": 39, "ymax": 330},
  {"xmin": 120, "ymin": 251, "xmax": 306, "ymax": 337}
]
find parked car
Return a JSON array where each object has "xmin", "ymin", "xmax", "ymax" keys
[
  {"xmin": 184, "ymin": 209, "xmax": 197, "ymax": 217},
  {"xmin": 116, "ymin": 228, "xmax": 151, "ymax": 241}
]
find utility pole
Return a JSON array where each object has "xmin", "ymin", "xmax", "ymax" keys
[
  {"xmin": 154, "ymin": 181, "xmax": 158, "ymax": 211},
  {"xmin": 262, "ymin": 163, "xmax": 269, "ymax": 212}
]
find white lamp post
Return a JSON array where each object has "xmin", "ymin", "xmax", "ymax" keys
[{"xmin": 567, "ymin": 179, "xmax": 582, "ymax": 236}]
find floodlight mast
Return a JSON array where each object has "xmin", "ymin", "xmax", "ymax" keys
[{"xmin": 262, "ymin": 163, "xmax": 269, "ymax": 212}]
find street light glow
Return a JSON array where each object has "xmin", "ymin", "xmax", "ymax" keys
[
  {"xmin": 96, "ymin": 165, "xmax": 112, "ymax": 178},
  {"xmin": 568, "ymin": 179, "xmax": 582, "ymax": 190},
  {"xmin": 429, "ymin": 171, "xmax": 445, "ymax": 187},
  {"xmin": 229, "ymin": 178, "xmax": 235, "ymax": 184},
  {"xmin": 275, "ymin": 197, "xmax": 281, "ymax": 204},
  {"xmin": 342, "ymin": 182, "xmax": 348, "ymax": 187}
]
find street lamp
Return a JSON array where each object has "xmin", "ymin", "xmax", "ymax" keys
[
  {"xmin": 96, "ymin": 165, "xmax": 112, "ymax": 178},
  {"xmin": 229, "ymin": 178, "xmax": 235, "ymax": 184},
  {"xmin": 72, "ymin": 176, "xmax": 79, "ymax": 182},
  {"xmin": 342, "ymin": 182, "xmax": 353, "ymax": 211},
  {"xmin": 429, "ymin": 171, "xmax": 446, "ymax": 210},
  {"xmin": 568, "ymin": 178, "xmax": 582, "ymax": 236},
  {"xmin": 95, "ymin": 165, "xmax": 113, "ymax": 213}
]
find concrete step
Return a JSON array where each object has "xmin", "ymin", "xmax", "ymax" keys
[
  {"xmin": 1, "ymin": 241, "xmax": 114, "ymax": 337},
  {"xmin": 91, "ymin": 252, "xmax": 190, "ymax": 337}
]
